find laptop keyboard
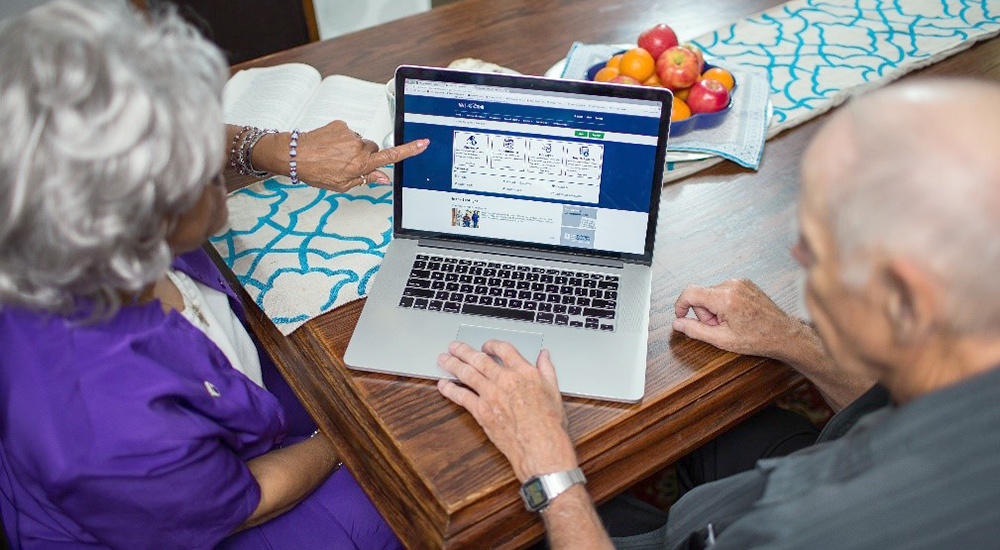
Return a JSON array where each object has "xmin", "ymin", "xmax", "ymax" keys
[{"xmin": 397, "ymin": 254, "xmax": 619, "ymax": 331}]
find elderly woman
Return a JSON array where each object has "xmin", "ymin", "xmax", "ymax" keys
[{"xmin": 0, "ymin": 1, "xmax": 425, "ymax": 548}]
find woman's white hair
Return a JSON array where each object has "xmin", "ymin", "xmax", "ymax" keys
[{"xmin": 0, "ymin": 0, "xmax": 227, "ymax": 317}]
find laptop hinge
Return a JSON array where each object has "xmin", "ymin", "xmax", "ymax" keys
[{"xmin": 416, "ymin": 238, "xmax": 625, "ymax": 269}]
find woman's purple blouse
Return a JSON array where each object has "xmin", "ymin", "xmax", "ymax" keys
[{"xmin": 0, "ymin": 250, "xmax": 287, "ymax": 549}]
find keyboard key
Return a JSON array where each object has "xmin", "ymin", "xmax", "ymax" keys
[
  {"xmin": 413, "ymin": 298, "xmax": 428, "ymax": 309},
  {"xmin": 416, "ymin": 254, "xmax": 428, "ymax": 260},
  {"xmin": 538, "ymin": 302, "xmax": 553, "ymax": 312},
  {"xmin": 403, "ymin": 288, "xmax": 435, "ymax": 299},
  {"xmin": 429, "ymin": 256, "xmax": 443, "ymax": 262},
  {"xmin": 431, "ymin": 272, "xmax": 445, "ymax": 281},
  {"xmin": 583, "ymin": 308, "xmax": 615, "ymax": 319},
  {"xmin": 399, "ymin": 297, "xmax": 414, "ymax": 307},
  {"xmin": 459, "ymin": 275, "xmax": 473, "ymax": 284},
  {"xmin": 465, "ymin": 295, "xmax": 479, "ymax": 304},
  {"xmin": 541, "ymin": 275, "xmax": 554, "ymax": 283},
  {"xmin": 555, "ymin": 276, "xmax": 568, "ymax": 285},
  {"xmin": 413, "ymin": 261, "xmax": 427, "ymax": 269},
  {"xmin": 509, "ymin": 299, "xmax": 523, "ymax": 309},
  {"xmin": 428, "ymin": 300, "xmax": 443, "ymax": 311},
  {"xmin": 561, "ymin": 295, "xmax": 575, "ymax": 305},
  {"xmin": 545, "ymin": 284, "xmax": 559, "ymax": 293},
  {"xmin": 600, "ymin": 324, "xmax": 614, "ymax": 331},
  {"xmin": 470, "ymin": 267, "xmax": 484, "ymax": 275},
  {"xmin": 475, "ymin": 285, "xmax": 488, "ymax": 294},
  {"xmin": 503, "ymin": 289, "xmax": 517, "ymax": 298},
  {"xmin": 523, "ymin": 301, "xmax": 538, "ymax": 311},
  {"xmin": 605, "ymin": 290, "xmax": 618, "ymax": 300},
  {"xmin": 591, "ymin": 299, "xmax": 615, "ymax": 309},
  {"xmin": 574, "ymin": 287, "xmax": 588, "ymax": 296},
  {"xmin": 443, "ymin": 256, "xmax": 458, "ymax": 263},
  {"xmin": 555, "ymin": 314, "xmax": 569, "ymax": 326},
  {"xmin": 526, "ymin": 273, "xmax": 540, "ymax": 282},
  {"xmin": 488, "ymin": 288, "xmax": 502, "ymax": 296},
  {"xmin": 445, "ymin": 273, "xmax": 458, "ymax": 282},
  {"xmin": 431, "ymin": 281, "xmax": 445, "ymax": 290},
  {"xmin": 435, "ymin": 291, "xmax": 449, "ymax": 300},
  {"xmin": 577, "ymin": 297, "xmax": 591, "ymax": 306},
  {"xmin": 536, "ymin": 312, "xmax": 554, "ymax": 324},
  {"xmin": 428, "ymin": 262, "xmax": 441, "ymax": 271},
  {"xmin": 480, "ymin": 296, "xmax": 494, "ymax": 305},
  {"xmin": 501, "ymin": 280, "xmax": 516, "ymax": 289},
  {"xmin": 462, "ymin": 303, "xmax": 536, "ymax": 322},
  {"xmin": 483, "ymin": 268, "xmax": 497, "ymax": 277},
  {"xmin": 518, "ymin": 290, "xmax": 532, "ymax": 299},
  {"xmin": 554, "ymin": 304, "xmax": 568, "ymax": 314},
  {"xmin": 516, "ymin": 281, "xmax": 531, "ymax": 290},
  {"xmin": 494, "ymin": 297, "xmax": 508, "ymax": 307},
  {"xmin": 460, "ymin": 284, "xmax": 474, "ymax": 293},
  {"xmin": 516, "ymin": 264, "xmax": 530, "ymax": 272},
  {"xmin": 410, "ymin": 269, "xmax": 430, "ymax": 279},
  {"xmin": 532, "ymin": 292, "xmax": 547, "ymax": 301},
  {"xmin": 570, "ymin": 321, "xmax": 583, "ymax": 327},
  {"xmin": 569, "ymin": 277, "xmax": 582, "ymax": 286},
  {"xmin": 406, "ymin": 279, "xmax": 431, "ymax": 289},
  {"xmin": 445, "ymin": 282, "xmax": 459, "ymax": 291},
  {"xmin": 444, "ymin": 302, "xmax": 461, "ymax": 313},
  {"xmin": 598, "ymin": 280, "xmax": 619, "ymax": 290},
  {"xmin": 458, "ymin": 259, "xmax": 472, "ymax": 265},
  {"xmin": 589, "ymin": 288, "xmax": 603, "ymax": 298},
  {"xmin": 455, "ymin": 265, "xmax": 469, "ymax": 274},
  {"xmin": 569, "ymin": 306, "xmax": 582, "ymax": 316},
  {"xmin": 560, "ymin": 285, "xmax": 573, "ymax": 294},
  {"xmin": 450, "ymin": 292, "xmax": 464, "ymax": 302},
  {"xmin": 547, "ymin": 294, "xmax": 561, "ymax": 303},
  {"xmin": 584, "ymin": 279, "xmax": 597, "ymax": 288}
]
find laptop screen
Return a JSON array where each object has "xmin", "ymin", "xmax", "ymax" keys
[{"xmin": 394, "ymin": 67, "xmax": 670, "ymax": 263}]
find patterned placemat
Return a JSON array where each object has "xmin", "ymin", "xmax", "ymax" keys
[
  {"xmin": 210, "ymin": 177, "xmax": 392, "ymax": 334},
  {"xmin": 212, "ymin": 0, "xmax": 1000, "ymax": 333}
]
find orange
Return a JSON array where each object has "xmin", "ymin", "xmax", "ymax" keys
[
  {"xmin": 642, "ymin": 73, "xmax": 662, "ymax": 87},
  {"xmin": 594, "ymin": 67, "xmax": 620, "ymax": 82},
  {"xmin": 605, "ymin": 54, "xmax": 623, "ymax": 70},
  {"xmin": 675, "ymin": 87, "xmax": 690, "ymax": 101},
  {"xmin": 671, "ymin": 97, "xmax": 691, "ymax": 122},
  {"xmin": 701, "ymin": 67, "xmax": 735, "ymax": 91},
  {"xmin": 618, "ymin": 48, "xmax": 655, "ymax": 82}
]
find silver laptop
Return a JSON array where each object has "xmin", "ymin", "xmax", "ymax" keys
[{"xmin": 344, "ymin": 66, "xmax": 671, "ymax": 402}]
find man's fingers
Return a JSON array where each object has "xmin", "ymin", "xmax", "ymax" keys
[
  {"xmin": 438, "ymin": 352, "xmax": 489, "ymax": 391},
  {"xmin": 437, "ymin": 379, "xmax": 480, "ymax": 412},
  {"xmin": 448, "ymin": 341, "xmax": 499, "ymax": 377},
  {"xmin": 481, "ymin": 340, "xmax": 527, "ymax": 370},
  {"xmin": 536, "ymin": 349, "xmax": 560, "ymax": 388},
  {"xmin": 692, "ymin": 305, "xmax": 720, "ymax": 325},
  {"xmin": 672, "ymin": 317, "xmax": 728, "ymax": 348},
  {"xmin": 674, "ymin": 285, "xmax": 723, "ymax": 319},
  {"xmin": 369, "ymin": 138, "xmax": 430, "ymax": 168}
]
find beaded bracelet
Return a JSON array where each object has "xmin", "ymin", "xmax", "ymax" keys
[{"xmin": 289, "ymin": 129, "xmax": 300, "ymax": 184}]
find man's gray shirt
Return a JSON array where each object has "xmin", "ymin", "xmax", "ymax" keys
[{"xmin": 615, "ymin": 366, "xmax": 1000, "ymax": 550}]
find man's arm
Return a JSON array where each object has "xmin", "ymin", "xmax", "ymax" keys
[
  {"xmin": 436, "ymin": 342, "xmax": 614, "ymax": 550},
  {"xmin": 672, "ymin": 279, "xmax": 874, "ymax": 410}
]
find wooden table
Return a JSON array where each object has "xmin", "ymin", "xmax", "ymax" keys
[{"xmin": 224, "ymin": 1, "xmax": 1000, "ymax": 548}]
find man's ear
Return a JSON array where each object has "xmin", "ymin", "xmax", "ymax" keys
[{"xmin": 880, "ymin": 258, "xmax": 941, "ymax": 346}]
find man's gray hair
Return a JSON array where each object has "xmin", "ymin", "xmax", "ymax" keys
[
  {"xmin": 828, "ymin": 80, "xmax": 1000, "ymax": 334},
  {"xmin": 0, "ymin": 0, "xmax": 228, "ymax": 316}
]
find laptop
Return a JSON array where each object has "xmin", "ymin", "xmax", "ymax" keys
[{"xmin": 344, "ymin": 66, "xmax": 672, "ymax": 402}]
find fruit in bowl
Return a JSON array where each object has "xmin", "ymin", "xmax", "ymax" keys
[{"xmin": 583, "ymin": 24, "xmax": 739, "ymax": 136}]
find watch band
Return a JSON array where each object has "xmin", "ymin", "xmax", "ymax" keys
[{"xmin": 519, "ymin": 467, "xmax": 587, "ymax": 512}]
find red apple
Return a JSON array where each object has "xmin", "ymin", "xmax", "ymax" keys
[
  {"xmin": 655, "ymin": 46, "xmax": 700, "ymax": 91},
  {"xmin": 609, "ymin": 75, "xmax": 640, "ymax": 85},
  {"xmin": 637, "ymin": 24, "xmax": 678, "ymax": 61},
  {"xmin": 686, "ymin": 78, "xmax": 730, "ymax": 114},
  {"xmin": 679, "ymin": 42, "xmax": 705, "ymax": 74}
]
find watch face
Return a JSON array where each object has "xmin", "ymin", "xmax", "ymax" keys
[{"xmin": 522, "ymin": 478, "xmax": 547, "ymax": 509}]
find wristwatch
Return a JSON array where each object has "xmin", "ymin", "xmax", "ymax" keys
[{"xmin": 519, "ymin": 468, "xmax": 587, "ymax": 512}]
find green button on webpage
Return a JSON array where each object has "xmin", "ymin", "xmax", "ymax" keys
[
  {"xmin": 574, "ymin": 130, "xmax": 588, "ymax": 137},
  {"xmin": 588, "ymin": 131, "xmax": 604, "ymax": 138}
]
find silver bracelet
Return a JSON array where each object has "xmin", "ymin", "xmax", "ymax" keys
[
  {"xmin": 245, "ymin": 128, "xmax": 278, "ymax": 177},
  {"xmin": 289, "ymin": 129, "xmax": 300, "ymax": 184}
]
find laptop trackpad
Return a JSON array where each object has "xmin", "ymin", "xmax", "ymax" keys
[{"xmin": 455, "ymin": 325, "xmax": 544, "ymax": 365}]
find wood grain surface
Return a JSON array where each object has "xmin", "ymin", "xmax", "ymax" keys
[{"xmin": 219, "ymin": 1, "xmax": 1000, "ymax": 547}]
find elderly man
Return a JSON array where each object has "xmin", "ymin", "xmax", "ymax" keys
[{"xmin": 435, "ymin": 79, "xmax": 1000, "ymax": 550}]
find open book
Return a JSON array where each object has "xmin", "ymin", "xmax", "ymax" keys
[{"xmin": 222, "ymin": 63, "xmax": 392, "ymax": 143}]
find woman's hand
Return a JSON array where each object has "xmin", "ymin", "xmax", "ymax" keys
[{"xmin": 238, "ymin": 121, "xmax": 429, "ymax": 192}]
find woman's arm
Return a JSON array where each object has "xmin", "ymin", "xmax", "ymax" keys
[
  {"xmin": 235, "ymin": 432, "xmax": 340, "ymax": 531},
  {"xmin": 224, "ymin": 122, "xmax": 428, "ymax": 192}
]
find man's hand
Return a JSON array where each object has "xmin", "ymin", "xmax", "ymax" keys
[
  {"xmin": 252, "ymin": 120, "xmax": 429, "ymax": 191},
  {"xmin": 674, "ymin": 279, "xmax": 874, "ymax": 410},
  {"xmin": 436, "ymin": 341, "xmax": 579, "ymax": 482},
  {"xmin": 673, "ymin": 279, "xmax": 804, "ymax": 361}
]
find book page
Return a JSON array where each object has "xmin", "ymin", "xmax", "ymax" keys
[
  {"xmin": 292, "ymin": 75, "xmax": 389, "ymax": 141},
  {"xmin": 222, "ymin": 63, "xmax": 321, "ymax": 130}
]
